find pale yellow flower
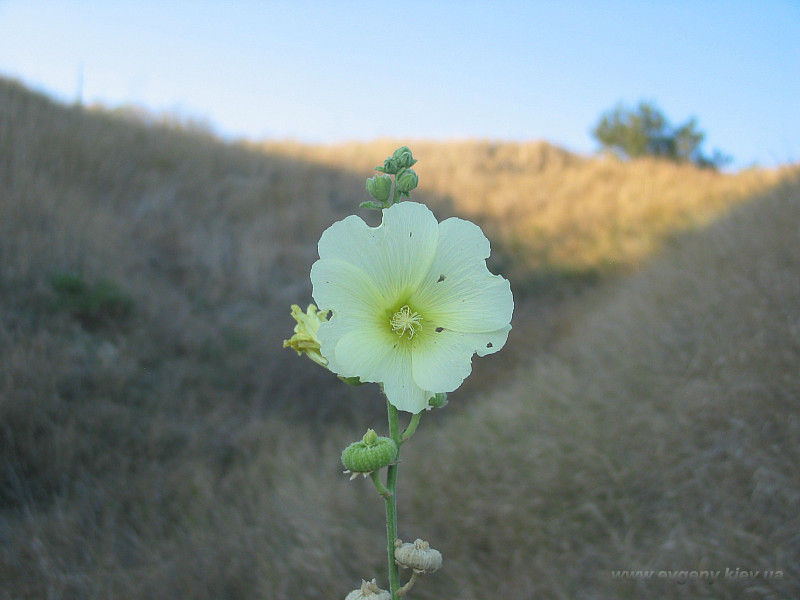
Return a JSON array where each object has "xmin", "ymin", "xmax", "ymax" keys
[{"xmin": 311, "ymin": 201, "xmax": 513, "ymax": 413}]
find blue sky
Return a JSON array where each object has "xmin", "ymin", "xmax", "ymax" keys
[{"xmin": 1, "ymin": 1, "xmax": 798, "ymax": 169}]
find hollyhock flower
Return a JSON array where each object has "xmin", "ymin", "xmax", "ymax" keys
[{"xmin": 310, "ymin": 201, "xmax": 513, "ymax": 413}]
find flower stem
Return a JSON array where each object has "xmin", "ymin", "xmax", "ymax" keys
[
  {"xmin": 401, "ymin": 412, "xmax": 422, "ymax": 442},
  {"xmin": 370, "ymin": 470, "xmax": 392, "ymax": 498},
  {"xmin": 384, "ymin": 399, "xmax": 401, "ymax": 599},
  {"xmin": 397, "ymin": 571, "xmax": 419, "ymax": 597}
]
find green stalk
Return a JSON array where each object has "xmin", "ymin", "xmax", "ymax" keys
[
  {"xmin": 401, "ymin": 412, "xmax": 421, "ymax": 442},
  {"xmin": 384, "ymin": 399, "xmax": 401, "ymax": 598},
  {"xmin": 370, "ymin": 470, "xmax": 392, "ymax": 498}
]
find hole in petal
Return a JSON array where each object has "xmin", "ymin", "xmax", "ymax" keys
[
  {"xmin": 437, "ymin": 274, "xmax": 446, "ymax": 282},
  {"xmin": 435, "ymin": 327, "xmax": 444, "ymax": 333},
  {"xmin": 486, "ymin": 342, "xmax": 493, "ymax": 348}
]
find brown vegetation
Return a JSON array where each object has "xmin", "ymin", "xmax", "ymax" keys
[
  {"xmin": 266, "ymin": 139, "xmax": 787, "ymax": 287},
  {"xmin": 1, "ymin": 77, "xmax": 798, "ymax": 599}
]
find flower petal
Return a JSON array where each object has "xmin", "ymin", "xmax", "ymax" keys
[
  {"xmin": 411, "ymin": 326, "xmax": 511, "ymax": 392},
  {"xmin": 332, "ymin": 326, "xmax": 433, "ymax": 413},
  {"xmin": 311, "ymin": 258, "xmax": 383, "ymax": 320},
  {"xmin": 325, "ymin": 323, "xmax": 395, "ymax": 381},
  {"xmin": 410, "ymin": 216, "xmax": 513, "ymax": 333},
  {"xmin": 317, "ymin": 202, "xmax": 439, "ymax": 304},
  {"xmin": 380, "ymin": 349, "xmax": 434, "ymax": 414}
]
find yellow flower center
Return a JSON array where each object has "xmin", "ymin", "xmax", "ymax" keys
[{"xmin": 390, "ymin": 305, "xmax": 423, "ymax": 338}]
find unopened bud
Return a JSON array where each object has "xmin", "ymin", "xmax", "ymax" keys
[
  {"xmin": 366, "ymin": 174, "xmax": 392, "ymax": 203},
  {"xmin": 376, "ymin": 146, "xmax": 417, "ymax": 174},
  {"xmin": 391, "ymin": 146, "xmax": 417, "ymax": 170},
  {"xmin": 395, "ymin": 168, "xmax": 419, "ymax": 194},
  {"xmin": 428, "ymin": 392, "xmax": 448, "ymax": 409}
]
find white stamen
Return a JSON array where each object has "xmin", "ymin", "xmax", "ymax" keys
[{"xmin": 390, "ymin": 305, "xmax": 423, "ymax": 338}]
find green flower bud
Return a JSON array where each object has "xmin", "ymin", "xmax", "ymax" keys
[
  {"xmin": 394, "ymin": 538, "xmax": 443, "ymax": 574},
  {"xmin": 362, "ymin": 428, "xmax": 378, "ymax": 445},
  {"xmin": 376, "ymin": 146, "xmax": 417, "ymax": 175},
  {"xmin": 341, "ymin": 429, "xmax": 398, "ymax": 478},
  {"xmin": 428, "ymin": 392, "xmax": 448, "ymax": 409},
  {"xmin": 366, "ymin": 174, "xmax": 392, "ymax": 203},
  {"xmin": 391, "ymin": 146, "xmax": 417, "ymax": 169},
  {"xmin": 395, "ymin": 168, "xmax": 419, "ymax": 194}
]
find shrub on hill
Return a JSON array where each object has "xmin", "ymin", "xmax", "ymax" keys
[{"xmin": 592, "ymin": 100, "xmax": 732, "ymax": 169}]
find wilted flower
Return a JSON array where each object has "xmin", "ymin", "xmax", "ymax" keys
[
  {"xmin": 311, "ymin": 201, "xmax": 513, "ymax": 413},
  {"xmin": 283, "ymin": 303, "xmax": 329, "ymax": 367}
]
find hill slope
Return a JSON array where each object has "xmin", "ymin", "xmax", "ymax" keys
[
  {"xmin": 402, "ymin": 173, "xmax": 800, "ymax": 599},
  {"xmin": 267, "ymin": 139, "xmax": 789, "ymax": 286},
  {"xmin": 1, "ymin": 77, "xmax": 799, "ymax": 599}
]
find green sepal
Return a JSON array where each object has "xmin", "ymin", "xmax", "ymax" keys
[
  {"xmin": 358, "ymin": 201, "xmax": 386, "ymax": 211},
  {"xmin": 428, "ymin": 392, "xmax": 448, "ymax": 409}
]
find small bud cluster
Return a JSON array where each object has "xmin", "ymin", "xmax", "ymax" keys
[{"xmin": 362, "ymin": 146, "xmax": 419, "ymax": 209}]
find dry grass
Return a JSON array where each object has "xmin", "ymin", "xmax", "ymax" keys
[
  {"xmin": 1, "ymin": 76, "xmax": 799, "ymax": 599},
  {"xmin": 400, "ymin": 174, "xmax": 800, "ymax": 599},
  {"xmin": 266, "ymin": 139, "xmax": 790, "ymax": 288}
]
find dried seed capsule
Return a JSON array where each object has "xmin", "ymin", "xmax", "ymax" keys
[
  {"xmin": 341, "ymin": 429, "xmax": 398, "ymax": 478},
  {"xmin": 344, "ymin": 578, "xmax": 391, "ymax": 600},
  {"xmin": 394, "ymin": 538, "xmax": 443, "ymax": 574}
]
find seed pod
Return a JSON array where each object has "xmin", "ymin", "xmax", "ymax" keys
[
  {"xmin": 341, "ymin": 429, "xmax": 398, "ymax": 478},
  {"xmin": 344, "ymin": 578, "xmax": 391, "ymax": 600},
  {"xmin": 394, "ymin": 538, "xmax": 443, "ymax": 574}
]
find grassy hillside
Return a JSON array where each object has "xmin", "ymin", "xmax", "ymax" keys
[
  {"xmin": 403, "ymin": 175, "xmax": 800, "ymax": 599},
  {"xmin": 266, "ymin": 139, "xmax": 788, "ymax": 288},
  {"xmin": 1, "ymin": 77, "xmax": 799, "ymax": 599}
]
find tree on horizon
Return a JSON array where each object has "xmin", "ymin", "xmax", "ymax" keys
[{"xmin": 592, "ymin": 101, "xmax": 731, "ymax": 169}]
